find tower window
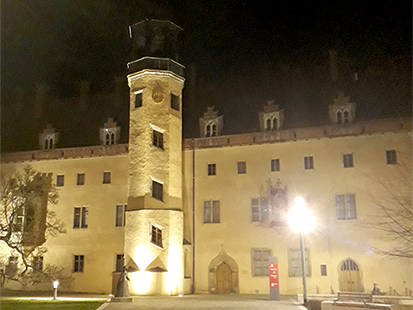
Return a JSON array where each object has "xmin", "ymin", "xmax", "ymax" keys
[
  {"xmin": 77, "ymin": 173, "xmax": 85, "ymax": 186},
  {"xmin": 386, "ymin": 150, "xmax": 397, "ymax": 165},
  {"xmin": 171, "ymin": 93, "xmax": 179, "ymax": 111},
  {"xmin": 205, "ymin": 122, "xmax": 217, "ymax": 137},
  {"xmin": 211, "ymin": 123, "xmax": 217, "ymax": 136},
  {"xmin": 344, "ymin": 110, "xmax": 349, "ymax": 123},
  {"xmin": 343, "ymin": 154, "xmax": 354, "ymax": 168},
  {"xmin": 115, "ymin": 205, "xmax": 127, "ymax": 227},
  {"xmin": 105, "ymin": 131, "xmax": 116, "ymax": 145},
  {"xmin": 134, "ymin": 91, "xmax": 143, "ymax": 108},
  {"xmin": 151, "ymin": 225, "xmax": 163, "ymax": 248},
  {"xmin": 272, "ymin": 118, "xmax": 278, "ymax": 130},
  {"xmin": 266, "ymin": 118, "xmax": 271, "ymax": 131},
  {"xmin": 337, "ymin": 111, "xmax": 342, "ymax": 124},
  {"xmin": 103, "ymin": 172, "xmax": 111, "ymax": 184},
  {"xmin": 152, "ymin": 180, "xmax": 163, "ymax": 201},
  {"xmin": 152, "ymin": 130, "xmax": 164, "ymax": 150},
  {"xmin": 304, "ymin": 156, "xmax": 314, "ymax": 170}
]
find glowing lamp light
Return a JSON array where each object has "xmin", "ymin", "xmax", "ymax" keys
[{"xmin": 287, "ymin": 197, "xmax": 315, "ymax": 233}]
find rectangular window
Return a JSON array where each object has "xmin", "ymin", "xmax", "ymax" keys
[
  {"xmin": 12, "ymin": 207, "xmax": 24, "ymax": 232},
  {"xmin": 73, "ymin": 207, "xmax": 88, "ymax": 228},
  {"xmin": 171, "ymin": 93, "xmax": 179, "ymax": 111},
  {"xmin": 271, "ymin": 159, "xmax": 280, "ymax": 172},
  {"xmin": 115, "ymin": 205, "xmax": 127, "ymax": 227},
  {"xmin": 74, "ymin": 255, "xmax": 84, "ymax": 272},
  {"xmin": 386, "ymin": 150, "xmax": 397, "ymax": 165},
  {"xmin": 134, "ymin": 92, "xmax": 142, "ymax": 108},
  {"xmin": 336, "ymin": 194, "xmax": 357, "ymax": 220},
  {"xmin": 152, "ymin": 130, "xmax": 164, "ymax": 150},
  {"xmin": 151, "ymin": 225, "xmax": 162, "ymax": 248},
  {"xmin": 251, "ymin": 198, "xmax": 269, "ymax": 222},
  {"xmin": 152, "ymin": 181, "xmax": 163, "ymax": 201},
  {"xmin": 252, "ymin": 248, "xmax": 271, "ymax": 277},
  {"xmin": 77, "ymin": 173, "xmax": 85, "ymax": 186},
  {"xmin": 207, "ymin": 164, "xmax": 216, "ymax": 176},
  {"xmin": 34, "ymin": 256, "xmax": 43, "ymax": 271},
  {"xmin": 103, "ymin": 172, "xmax": 111, "ymax": 184},
  {"xmin": 237, "ymin": 161, "xmax": 246, "ymax": 174},
  {"xmin": 203, "ymin": 200, "xmax": 220, "ymax": 223},
  {"xmin": 289, "ymin": 248, "xmax": 311, "ymax": 277},
  {"xmin": 56, "ymin": 175, "xmax": 65, "ymax": 187},
  {"xmin": 116, "ymin": 254, "xmax": 124, "ymax": 272},
  {"xmin": 304, "ymin": 156, "xmax": 314, "ymax": 170},
  {"xmin": 320, "ymin": 264, "xmax": 327, "ymax": 276},
  {"xmin": 343, "ymin": 154, "xmax": 354, "ymax": 168}
]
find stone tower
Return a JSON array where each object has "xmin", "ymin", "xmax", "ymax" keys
[{"xmin": 125, "ymin": 19, "xmax": 185, "ymax": 295}]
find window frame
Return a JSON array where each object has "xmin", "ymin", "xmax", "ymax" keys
[
  {"xmin": 103, "ymin": 171, "xmax": 111, "ymax": 184},
  {"xmin": 152, "ymin": 180, "xmax": 163, "ymax": 202},
  {"xmin": 73, "ymin": 207, "xmax": 89, "ymax": 229},
  {"xmin": 203, "ymin": 200, "xmax": 220, "ymax": 223},
  {"xmin": 251, "ymin": 248, "xmax": 271, "ymax": 277},
  {"xmin": 56, "ymin": 175, "xmax": 65, "ymax": 187},
  {"xmin": 336, "ymin": 194, "xmax": 357, "ymax": 220},
  {"xmin": 151, "ymin": 225, "xmax": 163, "ymax": 248},
  {"xmin": 170, "ymin": 93, "xmax": 180, "ymax": 111},
  {"xmin": 288, "ymin": 248, "xmax": 311, "ymax": 277},
  {"xmin": 251, "ymin": 198, "xmax": 269, "ymax": 222},
  {"xmin": 134, "ymin": 90, "xmax": 143, "ymax": 108},
  {"xmin": 77, "ymin": 173, "xmax": 85, "ymax": 186},
  {"xmin": 115, "ymin": 205, "xmax": 127, "ymax": 227},
  {"xmin": 74, "ymin": 255, "xmax": 84, "ymax": 273},
  {"xmin": 304, "ymin": 156, "xmax": 314, "ymax": 170},
  {"xmin": 386, "ymin": 150, "xmax": 397, "ymax": 165},
  {"xmin": 207, "ymin": 163, "xmax": 216, "ymax": 176},
  {"xmin": 343, "ymin": 153, "xmax": 354, "ymax": 168},
  {"xmin": 237, "ymin": 161, "xmax": 247, "ymax": 174},
  {"xmin": 271, "ymin": 158, "xmax": 280, "ymax": 172},
  {"xmin": 152, "ymin": 130, "xmax": 164, "ymax": 150}
]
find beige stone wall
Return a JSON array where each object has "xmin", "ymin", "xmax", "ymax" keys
[
  {"xmin": 183, "ymin": 129, "xmax": 412, "ymax": 295},
  {"xmin": 1, "ymin": 154, "xmax": 128, "ymax": 294}
]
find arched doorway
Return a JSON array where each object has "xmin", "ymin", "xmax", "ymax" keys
[
  {"xmin": 216, "ymin": 262, "xmax": 232, "ymax": 293},
  {"xmin": 339, "ymin": 258, "xmax": 363, "ymax": 292},
  {"xmin": 208, "ymin": 246, "xmax": 239, "ymax": 293}
]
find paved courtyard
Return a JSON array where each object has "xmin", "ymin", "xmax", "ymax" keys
[{"xmin": 99, "ymin": 294, "xmax": 307, "ymax": 310}]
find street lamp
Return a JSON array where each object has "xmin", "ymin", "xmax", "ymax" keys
[{"xmin": 287, "ymin": 196, "xmax": 315, "ymax": 305}]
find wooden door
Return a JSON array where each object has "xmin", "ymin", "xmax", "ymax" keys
[
  {"xmin": 216, "ymin": 262, "xmax": 232, "ymax": 293},
  {"xmin": 339, "ymin": 259, "xmax": 362, "ymax": 292}
]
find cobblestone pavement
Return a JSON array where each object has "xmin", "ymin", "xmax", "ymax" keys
[{"xmin": 99, "ymin": 294, "xmax": 307, "ymax": 310}]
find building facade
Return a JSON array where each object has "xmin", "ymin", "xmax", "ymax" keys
[{"xmin": 1, "ymin": 20, "xmax": 412, "ymax": 296}]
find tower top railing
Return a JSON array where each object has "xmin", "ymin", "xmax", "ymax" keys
[{"xmin": 127, "ymin": 57, "xmax": 185, "ymax": 77}]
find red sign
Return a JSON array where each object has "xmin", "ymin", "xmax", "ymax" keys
[{"xmin": 269, "ymin": 263, "xmax": 279, "ymax": 288}]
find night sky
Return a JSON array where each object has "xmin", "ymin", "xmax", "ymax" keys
[{"xmin": 1, "ymin": 0, "xmax": 411, "ymax": 152}]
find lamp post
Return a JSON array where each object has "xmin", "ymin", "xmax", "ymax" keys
[
  {"xmin": 287, "ymin": 197, "xmax": 315, "ymax": 305},
  {"xmin": 53, "ymin": 280, "xmax": 59, "ymax": 300}
]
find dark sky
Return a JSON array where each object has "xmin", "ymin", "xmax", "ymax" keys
[{"xmin": 1, "ymin": 0, "xmax": 412, "ymax": 151}]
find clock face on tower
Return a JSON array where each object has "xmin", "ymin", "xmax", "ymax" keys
[{"xmin": 152, "ymin": 86, "xmax": 164, "ymax": 103}]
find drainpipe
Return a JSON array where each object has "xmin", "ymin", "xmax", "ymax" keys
[{"xmin": 191, "ymin": 139, "xmax": 196, "ymax": 294}]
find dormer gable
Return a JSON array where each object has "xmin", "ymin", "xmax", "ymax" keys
[
  {"xmin": 329, "ymin": 92, "xmax": 356, "ymax": 124},
  {"xmin": 39, "ymin": 124, "xmax": 58, "ymax": 151},
  {"xmin": 199, "ymin": 107, "xmax": 223, "ymax": 138},
  {"xmin": 259, "ymin": 100, "xmax": 284, "ymax": 131},
  {"xmin": 100, "ymin": 118, "xmax": 121, "ymax": 146}
]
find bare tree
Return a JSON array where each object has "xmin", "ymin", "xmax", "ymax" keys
[
  {"xmin": 367, "ymin": 149, "xmax": 412, "ymax": 259},
  {"xmin": 0, "ymin": 165, "xmax": 70, "ymax": 288}
]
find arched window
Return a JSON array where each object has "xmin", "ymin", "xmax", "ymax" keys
[
  {"xmin": 344, "ymin": 110, "xmax": 349, "ymax": 124},
  {"xmin": 341, "ymin": 259, "xmax": 359, "ymax": 271},
  {"xmin": 106, "ymin": 133, "xmax": 111, "ymax": 145},
  {"xmin": 337, "ymin": 111, "xmax": 342, "ymax": 124},
  {"xmin": 272, "ymin": 118, "xmax": 278, "ymax": 130},
  {"xmin": 205, "ymin": 124, "xmax": 211, "ymax": 137},
  {"xmin": 266, "ymin": 118, "xmax": 271, "ymax": 131},
  {"xmin": 110, "ymin": 132, "xmax": 115, "ymax": 145},
  {"xmin": 211, "ymin": 123, "xmax": 217, "ymax": 136},
  {"xmin": 45, "ymin": 137, "xmax": 54, "ymax": 150}
]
